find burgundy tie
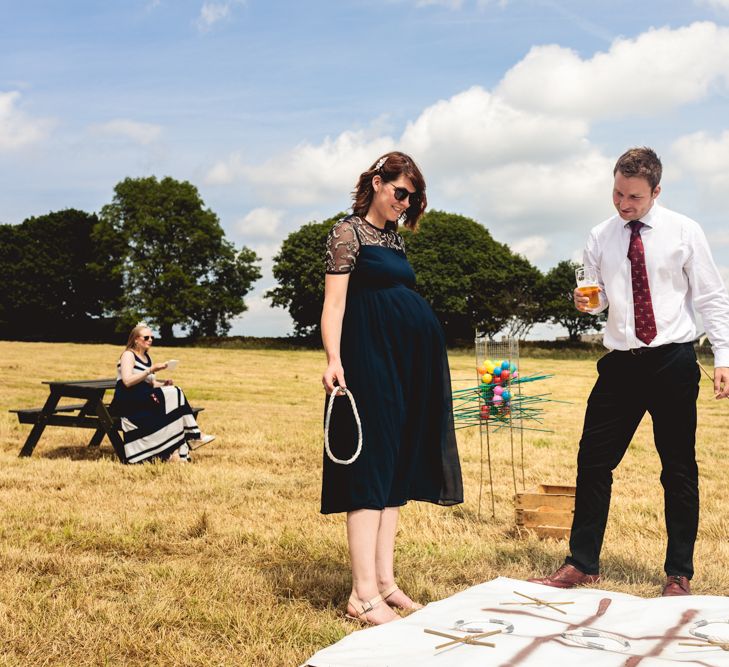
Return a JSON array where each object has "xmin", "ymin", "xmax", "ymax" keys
[{"xmin": 627, "ymin": 220, "xmax": 657, "ymax": 345}]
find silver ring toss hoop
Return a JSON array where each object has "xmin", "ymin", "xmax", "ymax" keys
[
  {"xmin": 690, "ymin": 618, "xmax": 729, "ymax": 643},
  {"xmin": 561, "ymin": 628, "xmax": 630, "ymax": 651}
]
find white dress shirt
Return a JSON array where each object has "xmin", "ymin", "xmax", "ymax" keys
[{"xmin": 584, "ymin": 203, "xmax": 729, "ymax": 367}]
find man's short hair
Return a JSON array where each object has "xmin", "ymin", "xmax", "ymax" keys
[{"xmin": 613, "ymin": 147, "xmax": 662, "ymax": 191}]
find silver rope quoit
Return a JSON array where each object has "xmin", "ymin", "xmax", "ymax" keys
[
  {"xmin": 453, "ymin": 618, "xmax": 514, "ymax": 634},
  {"xmin": 324, "ymin": 386, "xmax": 363, "ymax": 465},
  {"xmin": 561, "ymin": 628, "xmax": 630, "ymax": 652},
  {"xmin": 690, "ymin": 618, "xmax": 729, "ymax": 643}
]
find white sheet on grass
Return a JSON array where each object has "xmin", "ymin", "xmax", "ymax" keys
[{"xmin": 304, "ymin": 576, "xmax": 729, "ymax": 666}]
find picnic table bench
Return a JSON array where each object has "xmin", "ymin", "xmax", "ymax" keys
[{"xmin": 10, "ymin": 379, "xmax": 203, "ymax": 463}]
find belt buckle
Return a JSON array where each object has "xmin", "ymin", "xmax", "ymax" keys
[{"xmin": 630, "ymin": 348, "xmax": 643, "ymax": 356}]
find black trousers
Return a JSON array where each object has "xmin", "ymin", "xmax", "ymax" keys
[{"xmin": 565, "ymin": 342, "xmax": 700, "ymax": 578}]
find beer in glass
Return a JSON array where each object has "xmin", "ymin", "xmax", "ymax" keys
[{"xmin": 575, "ymin": 266, "xmax": 600, "ymax": 310}]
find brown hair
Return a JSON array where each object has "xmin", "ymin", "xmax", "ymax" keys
[
  {"xmin": 614, "ymin": 147, "xmax": 662, "ymax": 191},
  {"xmin": 351, "ymin": 151, "xmax": 427, "ymax": 229},
  {"xmin": 124, "ymin": 324, "xmax": 150, "ymax": 351}
]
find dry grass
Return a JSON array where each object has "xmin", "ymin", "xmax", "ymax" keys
[{"xmin": 0, "ymin": 341, "xmax": 727, "ymax": 666}]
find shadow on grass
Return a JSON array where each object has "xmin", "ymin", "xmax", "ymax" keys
[
  {"xmin": 39, "ymin": 444, "xmax": 117, "ymax": 462},
  {"xmin": 260, "ymin": 555, "xmax": 353, "ymax": 611},
  {"xmin": 600, "ymin": 553, "xmax": 671, "ymax": 588}
]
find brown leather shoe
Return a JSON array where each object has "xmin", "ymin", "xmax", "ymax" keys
[
  {"xmin": 662, "ymin": 575, "xmax": 691, "ymax": 596},
  {"xmin": 528, "ymin": 563, "xmax": 600, "ymax": 589}
]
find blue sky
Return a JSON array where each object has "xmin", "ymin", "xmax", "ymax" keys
[{"xmin": 3, "ymin": 0, "xmax": 729, "ymax": 337}]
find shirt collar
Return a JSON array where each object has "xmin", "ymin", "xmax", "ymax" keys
[{"xmin": 622, "ymin": 202, "xmax": 659, "ymax": 230}]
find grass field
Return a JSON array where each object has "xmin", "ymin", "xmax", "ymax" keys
[{"xmin": 0, "ymin": 341, "xmax": 727, "ymax": 666}]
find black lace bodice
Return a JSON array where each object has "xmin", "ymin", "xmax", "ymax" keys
[{"xmin": 325, "ymin": 215, "xmax": 406, "ymax": 274}]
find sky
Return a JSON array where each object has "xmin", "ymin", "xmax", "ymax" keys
[{"xmin": 2, "ymin": 0, "xmax": 729, "ymax": 338}]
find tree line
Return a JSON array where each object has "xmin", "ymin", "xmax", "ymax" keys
[{"xmin": 0, "ymin": 176, "xmax": 603, "ymax": 343}]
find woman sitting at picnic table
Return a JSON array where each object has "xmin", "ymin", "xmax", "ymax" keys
[{"xmin": 111, "ymin": 323, "xmax": 214, "ymax": 463}]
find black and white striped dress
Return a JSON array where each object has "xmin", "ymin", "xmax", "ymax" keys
[{"xmin": 111, "ymin": 352, "xmax": 200, "ymax": 463}]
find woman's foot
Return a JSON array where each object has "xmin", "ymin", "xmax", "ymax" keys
[
  {"xmin": 346, "ymin": 591, "xmax": 399, "ymax": 625},
  {"xmin": 189, "ymin": 434, "xmax": 215, "ymax": 450},
  {"xmin": 380, "ymin": 583, "xmax": 423, "ymax": 612}
]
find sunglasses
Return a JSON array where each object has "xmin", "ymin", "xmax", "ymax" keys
[
  {"xmin": 141, "ymin": 335, "xmax": 154, "ymax": 341},
  {"xmin": 387, "ymin": 182, "xmax": 419, "ymax": 204}
]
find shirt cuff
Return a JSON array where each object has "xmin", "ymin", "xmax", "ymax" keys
[{"xmin": 713, "ymin": 349, "xmax": 729, "ymax": 368}]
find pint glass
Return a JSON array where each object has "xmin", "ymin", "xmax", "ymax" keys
[{"xmin": 575, "ymin": 266, "xmax": 600, "ymax": 310}]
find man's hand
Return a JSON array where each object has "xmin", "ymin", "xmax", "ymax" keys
[
  {"xmin": 714, "ymin": 366, "xmax": 729, "ymax": 399},
  {"xmin": 574, "ymin": 287, "xmax": 599, "ymax": 313}
]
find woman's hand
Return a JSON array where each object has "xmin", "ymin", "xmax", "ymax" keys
[
  {"xmin": 150, "ymin": 362, "xmax": 168, "ymax": 373},
  {"xmin": 322, "ymin": 362, "xmax": 346, "ymax": 395}
]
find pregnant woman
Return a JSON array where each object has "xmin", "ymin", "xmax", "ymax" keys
[{"xmin": 321, "ymin": 152, "xmax": 463, "ymax": 624}]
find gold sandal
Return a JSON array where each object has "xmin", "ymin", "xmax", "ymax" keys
[
  {"xmin": 345, "ymin": 593, "xmax": 387, "ymax": 625},
  {"xmin": 380, "ymin": 584, "xmax": 423, "ymax": 613}
]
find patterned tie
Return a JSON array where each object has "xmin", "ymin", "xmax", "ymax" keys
[{"xmin": 627, "ymin": 220, "xmax": 657, "ymax": 345}]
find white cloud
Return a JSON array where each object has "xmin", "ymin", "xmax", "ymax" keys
[
  {"xmin": 205, "ymin": 130, "xmax": 395, "ymax": 205},
  {"xmin": 441, "ymin": 150, "xmax": 614, "ymax": 234},
  {"xmin": 696, "ymin": 0, "xmax": 729, "ymax": 10},
  {"xmin": 710, "ymin": 232, "xmax": 729, "ymax": 246},
  {"xmin": 411, "ymin": 0, "xmax": 508, "ymax": 7},
  {"xmin": 512, "ymin": 235, "xmax": 550, "ymax": 262},
  {"xmin": 671, "ymin": 130, "xmax": 729, "ymax": 205},
  {"xmin": 205, "ymin": 152, "xmax": 243, "ymax": 185},
  {"xmin": 196, "ymin": 1, "xmax": 245, "ymax": 31},
  {"xmin": 400, "ymin": 86, "xmax": 588, "ymax": 173},
  {"xmin": 91, "ymin": 119, "xmax": 162, "ymax": 145},
  {"xmin": 230, "ymin": 291, "xmax": 295, "ymax": 337},
  {"xmin": 496, "ymin": 22, "xmax": 729, "ymax": 120},
  {"xmin": 236, "ymin": 207, "xmax": 285, "ymax": 240},
  {"xmin": 415, "ymin": 0, "xmax": 464, "ymax": 7},
  {"xmin": 0, "ymin": 91, "xmax": 53, "ymax": 151}
]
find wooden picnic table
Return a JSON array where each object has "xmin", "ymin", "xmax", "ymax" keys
[{"xmin": 10, "ymin": 379, "xmax": 204, "ymax": 463}]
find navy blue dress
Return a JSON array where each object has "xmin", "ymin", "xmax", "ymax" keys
[{"xmin": 321, "ymin": 215, "xmax": 463, "ymax": 514}]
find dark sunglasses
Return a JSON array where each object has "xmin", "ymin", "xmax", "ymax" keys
[
  {"xmin": 141, "ymin": 335, "xmax": 154, "ymax": 341},
  {"xmin": 387, "ymin": 182, "xmax": 419, "ymax": 204}
]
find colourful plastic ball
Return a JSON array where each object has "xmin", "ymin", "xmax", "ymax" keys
[
  {"xmin": 481, "ymin": 373, "xmax": 492, "ymax": 384},
  {"xmin": 501, "ymin": 360, "xmax": 510, "ymax": 370},
  {"xmin": 501, "ymin": 369, "xmax": 510, "ymax": 381},
  {"xmin": 502, "ymin": 390, "xmax": 511, "ymax": 400},
  {"xmin": 493, "ymin": 376, "xmax": 502, "ymax": 385},
  {"xmin": 512, "ymin": 370, "xmax": 519, "ymax": 379},
  {"xmin": 493, "ymin": 385, "xmax": 503, "ymax": 395},
  {"xmin": 492, "ymin": 394, "xmax": 503, "ymax": 403},
  {"xmin": 510, "ymin": 363, "xmax": 517, "ymax": 372}
]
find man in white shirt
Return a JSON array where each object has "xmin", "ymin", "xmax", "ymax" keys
[{"xmin": 530, "ymin": 147, "xmax": 729, "ymax": 596}]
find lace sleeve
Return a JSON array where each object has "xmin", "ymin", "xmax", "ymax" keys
[{"xmin": 325, "ymin": 219, "xmax": 360, "ymax": 273}]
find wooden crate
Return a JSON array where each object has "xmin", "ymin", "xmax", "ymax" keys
[{"xmin": 514, "ymin": 483, "xmax": 576, "ymax": 539}]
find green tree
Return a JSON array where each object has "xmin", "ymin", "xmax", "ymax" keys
[
  {"xmin": 265, "ymin": 213, "xmax": 344, "ymax": 337},
  {"xmin": 542, "ymin": 259, "xmax": 604, "ymax": 341},
  {"xmin": 402, "ymin": 211, "xmax": 544, "ymax": 342},
  {"xmin": 96, "ymin": 176, "xmax": 261, "ymax": 340},
  {"xmin": 0, "ymin": 209, "xmax": 122, "ymax": 340}
]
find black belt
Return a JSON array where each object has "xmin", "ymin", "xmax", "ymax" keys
[{"xmin": 619, "ymin": 342, "xmax": 689, "ymax": 356}]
